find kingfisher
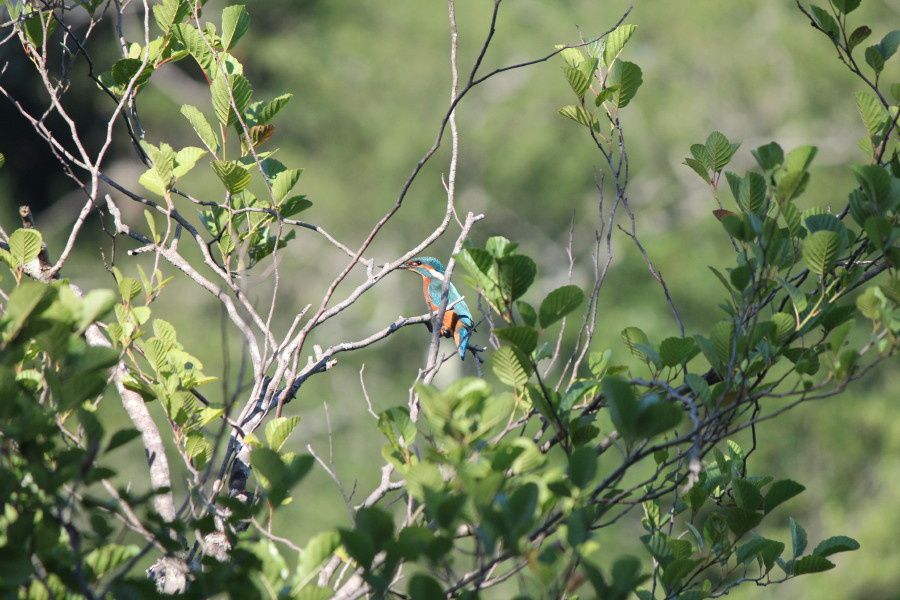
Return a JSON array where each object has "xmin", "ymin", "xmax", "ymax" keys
[{"xmin": 399, "ymin": 257, "xmax": 476, "ymax": 360}]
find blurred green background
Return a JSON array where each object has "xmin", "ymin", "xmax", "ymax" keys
[{"xmin": 1, "ymin": 0, "xmax": 898, "ymax": 597}]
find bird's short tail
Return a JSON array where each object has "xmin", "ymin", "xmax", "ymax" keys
[{"xmin": 454, "ymin": 325, "xmax": 473, "ymax": 361}]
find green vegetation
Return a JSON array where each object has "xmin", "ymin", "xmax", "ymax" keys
[{"xmin": 0, "ymin": 0, "xmax": 897, "ymax": 598}]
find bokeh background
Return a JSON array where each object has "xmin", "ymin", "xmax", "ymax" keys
[{"xmin": 1, "ymin": 0, "xmax": 898, "ymax": 597}]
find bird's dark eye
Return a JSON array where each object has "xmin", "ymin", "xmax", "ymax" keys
[{"xmin": 412, "ymin": 261, "xmax": 421, "ymax": 266}]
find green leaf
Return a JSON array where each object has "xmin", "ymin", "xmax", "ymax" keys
[
  {"xmin": 539, "ymin": 285, "xmax": 584, "ymax": 328},
  {"xmin": 78, "ymin": 289, "xmax": 117, "ymax": 333},
  {"xmin": 495, "ymin": 326, "xmax": 538, "ymax": 355},
  {"xmin": 492, "ymin": 346, "xmax": 530, "ymax": 388},
  {"xmin": 111, "ymin": 58, "xmax": 153, "ymax": 88},
  {"xmin": 878, "ymin": 30, "xmax": 900, "ymax": 60},
  {"xmin": 297, "ymin": 531, "xmax": 340, "ymax": 585},
  {"xmin": 246, "ymin": 93, "xmax": 293, "ymax": 126},
  {"xmin": 621, "ymin": 326, "xmax": 649, "ymax": 359},
  {"xmin": 8, "ymin": 228, "xmax": 42, "ymax": 266},
  {"xmin": 118, "ymin": 276, "xmax": 142, "ymax": 302},
  {"xmin": 152, "ymin": 0, "xmax": 188, "ymax": 34},
  {"xmin": 564, "ymin": 66, "xmax": 591, "ymax": 98},
  {"xmin": 809, "ymin": 5, "xmax": 839, "ymax": 40},
  {"xmin": 377, "ymin": 406, "xmax": 416, "ymax": 449},
  {"xmin": 516, "ymin": 301, "xmax": 537, "ymax": 327},
  {"xmin": 751, "ymin": 141, "xmax": 783, "ymax": 171},
  {"xmin": 725, "ymin": 508, "xmax": 763, "ymax": 537},
  {"xmin": 739, "ymin": 172, "xmax": 767, "ymax": 214},
  {"xmin": 792, "ymin": 554, "xmax": 835, "ymax": 575},
  {"xmin": 568, "ymin": 446, "xmax": 597, "ymax": 488},
  {"xmin": 683, "ymin": 157, "xmax": 710, "ymax": 182},
  {"xmin": 558, "ymin": 104, "xmax": 597, "ymax": 128},
  {"xmin": 181, "ymin": 105, "xmax": 220, "ymax": 153},
  {"xmin": 790, "ymin": 517, "xmax": 808, "ymax": 558},
  {"xmin": 813, "ymin": 535, "xmax": 860, "ymax": 557},
  {"xmin": 602, "ymin": 24, "xmax": 637, "ymax": 66},
  {"xmin": 173, "ymin": 24, "xmax": 215, "ymax": 76},
  {"xmin": 847, "ymin": 25, "xmax": 871, "ymax": 50},
  {"xmin": 184, "ymin": 432, "xmax": 212, "ymax": 468},
  {"xmin": 831, "ymin": 0, "xmax": 860, "ymax": 13},
  {"xmin": 785, "ymin": 144, "xmax": 818, "ymax": 172},
  {"xmin": 802, "ymin": 230, "xmax": 841, "ymax": 276},
  {"xmin": 211, "ymin": 73, "xmax": 253, "ymax": 127},
  {"xmin": 770, "ymin": 313, "xmax": 795, "ymax": 344},
  {"xmin": 865, "ymin": 45, "xmax": 885, "ymax": 73},
  {"xmin": 106, "ymin": 428, "xmax": 141, "ymax": 453},
  {"xmin": 603, "ymin": 376, "xmax": 638, "ymax": 442},
  {"xmin": 659, "ymin": 336, "xmax": 700, "ymax": 367},
  {"xmin": 173, "ymin": 146, "xmax": 206, "ymax": 178},
  {"xmin": 220, "ymin": 5, "xmax": 250, "ymax": 50},
  {"xmin": 855, "ymin": 90, "xmax": 888, "ymax": 138},
  {"xmin": 408, "ymin": 574, "xmax": 443, "ymax": 600},
  {"xmin": 705, "ymin": 131, "xmax": 739, "ymax": 171},
  {"xmin": 85, "ymin": 544, "xmax": 139, "ymax": 577},
  {"xmin": 271, "ymin": 168, "xmax": 303, "ymax": 202},
  {"xmin": 608, "ymin": 60, "xmax": 642, "ymax": 108},
  {"xmin": 212, "ymin": 160, "xmax": 252, "ymax": 193},
  {"xmin": 265, "ymin": 415, "xmax": 301, "ymax": 451},
  {"xmin": 733, "ymin": 479, "xmax": 762, "ymax": 511},
  {"xmin": 497, "ymin": 254, "xmax": 536, "ymax": 303}
]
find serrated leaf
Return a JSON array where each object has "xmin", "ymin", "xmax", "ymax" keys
[
  {"xmin": 173, "ymin": 24, "xmax": 215, "ymax": 76},
  {"xmin": 683, "ymin": 157, "xmax": 710, "ymax": 182},
  {"xmin": 659, "ymin": 337, "xmax": 699, "ymax": 367},
  {"xmin": 265, "ymin": 415, "xmax": 301, "ymax": 451},
  {"xmin": 221, "ymin": 4, "xmax": 249, "ymax": 50},
  {"xmin": 564, "ymin": 66, "xmax": 591, "ymax": 98},
  {"xmin": 770, "ymin": 313, "xmax": 795, "ymax": 344},
  {"xmin": 792, "ymin": 554, "xmax": 835, "ymax": 575},
  {"xmin": 539, "ymin": 285, "xmax": 584, "ymax": 328},
  {"xmin": 181, "ymin": 105, "xmax": 220, "ymax": 153},
  {"xmin": 211, "ymin": 73, "xmax": 253, "ymax": 127},
  {"xmin": 495, "ymin": 325, "xmax": 538, "ymax": 355},
  {"xmin": 492, "ymin": 346, "xmax": 530, "ymax": 388},
  {"xmin": 558, "ymin": 104, "xmax": 596, "ymax": 128},
  {"xmin": 8, "ymin": 228, "xmax": 42, "ymax": 266},
  {"xmin": 152, "ymin": 0, "xmax": 188, "ymax": 34},
  {"xmin": 111, "ymin": 58, "xmax": 153, "ymax": 88},
  {"xmin": 172, "ymin": 146, "xmax": 206, "ymax": 179},
  {"xmin": 802, "ymin": 230, "xmax": 841, "ymax": 276},
  {"xmin": 705, "ymin": 131, "xmax": 738, "ymax": 171},
  {"xmin": 621, "ymin": 326, "xmax": 649, "ymax": 359},
  {"xmin": 246, "ymin": 93, "xmax": 293, "ymax": 126},
  {"xmin": 790, "ymin": 517, "xmax": 808, "ymax": 558},
  {"xmin": 608, "ymin": 60, "xmax": 642, "ymax": 108},
  {"xmin": 184, "ymin": 432, "xmax": 212, "ymax": 468},
  {"xmin": 856, "ymin": 90, "xmax": 888, "ymax": 138},
  {"xmin": 212, "ymin": 160, "xmax": 252, "ymax": 193},
  {"xmin": 271, "ymin": 168, "xmax": 303, "ymax": 202},
  {"xmin": 497, "ymin": 254, "xmax": 536, "ymax": 303},
  {"xmin": 812, "ymin": 535, "xmax": 860, "ymax": 557},
  {"xmin": 602, "ymin": 24, "xmax": 637, "ymax": 66}
]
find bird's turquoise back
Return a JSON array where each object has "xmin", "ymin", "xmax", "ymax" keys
[{"xmin": 427, "ymin": 279, "xmax": 474, "ymax": 325}]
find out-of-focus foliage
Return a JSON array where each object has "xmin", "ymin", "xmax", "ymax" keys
[{"xmin": 0, "ymin": 0, "xmax": 898, "ymax": 598}]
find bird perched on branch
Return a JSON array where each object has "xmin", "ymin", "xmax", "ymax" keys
[{"xmin": 399, "ymin": 257, "xmax": 477, "ymax": 360}]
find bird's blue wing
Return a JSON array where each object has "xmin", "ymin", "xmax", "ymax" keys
[{"xmin": 429, "ymin": 279, "xmax": 474, "ymax": 325}]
